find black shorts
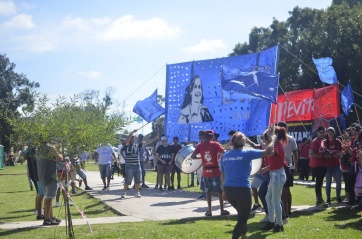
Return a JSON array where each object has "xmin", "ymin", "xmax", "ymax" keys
[
  {"xmin": 283, "ymin": 166, "xmax": 294, "ymax": 187},
  {"xmin": 172, "ymin": 164, "xmax": 181, "ymax": 173}
]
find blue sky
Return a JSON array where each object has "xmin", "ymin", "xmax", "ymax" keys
[{"xmin": 0, "ymin": 0, "xmax": 332, "ymax": 134}]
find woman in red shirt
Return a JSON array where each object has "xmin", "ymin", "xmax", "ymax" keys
[{"xmin": 261, "ymin": 126, "xmax": 288, "ymax": 233}]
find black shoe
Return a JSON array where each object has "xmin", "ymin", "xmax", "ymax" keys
[
  {"xmin": 43, "ymin": 218, "xmax": 60, "ymax": 226},
  {"xmin": 251, "ymin": 203, "xmax": 262, "ymax": 211},
  {"xmin": 273, "ymin": 224, "xmax": 284, "ymax": 232},
  {"xmin": 159, "ymin": 186, "xmax": 163, "ymax": 191},
  {"xmin": 177, "ymin": 185, "xmax": 182, "ymax": 189},
  {"xmin": 261, "ymin": 221, "xmax": 275, "ymax": 231},
  {"xmin": 154, "ymin": 185, "xmax": 158, "ymax": 189},
  {"xmin": 142, "ymin": 184, "xmax": 149, "ymax": 188},
  {"xmin": 36, "ymin": 214, "xmax": 45, "ymax": 220},
  {"xmin": 133, "ymin": 185, "xmax": 135, "ymax": 189}
]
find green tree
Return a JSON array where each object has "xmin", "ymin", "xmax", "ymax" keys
[
  {"xmin": 230, "ymin": 2, "xmax": 362, "ymax": 124},
  {"xmin": 0, "ymin": 54, "xmax": 39, "ymax": 152}
]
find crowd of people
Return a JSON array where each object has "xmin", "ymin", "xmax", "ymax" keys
[{"xmin": 4, "ymin": 119, "xmax": 361, "ymax": 235}]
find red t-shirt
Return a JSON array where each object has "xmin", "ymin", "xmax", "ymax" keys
[
  {"xmin": 194, "ymin": 141, "xmax": 224, "ymax": 178},
  {"xmin": 299, "ymin": 142, "xmax": 310, "ymax": 159},
  {"xmin": 267, "ymin": 141, "xmax": 287, "ymax": 171},
  {"xmin": 310, "ymin": 138, "xmax": 326, "ymax": 168},
  {"xmin": 323, "ymin": 139, "xmax": 342, "ymax": 167}
]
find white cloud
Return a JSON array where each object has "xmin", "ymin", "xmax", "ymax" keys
[
  {"xmin": 0, "ymin": 0, "xmax": 16, "ymax": 15},
  {"xmin": 185, "ymin": 39, "xmax": 226, "ymax": 53},
  {"xmin": 31, "ymin": 42, "xmax": 55, "ymax": 53},
  {"xmin": 97, "ymin": 15, "xmax": 180, "ymax": 41},
  {"xmin": 62, "ymin": 16, "xmax": 111, "ymax": 30},
  {"xmin": 5, "ymin": 14, "xmax": 35, "ymax": 29},
  {"xmin": 77, "ymin": 71, "xmax": 102, "ymax": 80}
]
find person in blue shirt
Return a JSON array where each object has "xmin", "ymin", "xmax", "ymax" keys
[{"xmin": 220, "ymin": 130, "xmax": 275, "ymax": 239}]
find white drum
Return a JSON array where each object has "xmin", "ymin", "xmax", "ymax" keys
[
  {"xmin": 244, "ymin": 145, "xmax": 263, "ymax": 176},
  {"xmin": 175, "ymin": 144, "xmax": 202, "ymax": 174}
]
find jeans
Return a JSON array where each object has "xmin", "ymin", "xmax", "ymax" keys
[
  {"xmin": 312, "ymin": 166, "xmax": 327, "ymax": 203},
  {"xmin": 266, "ymin": 168, "xmax": 286, "ymax": 226},
  {"xmin": 325, "ymin": 166, "xmax": 342, "ymax": 201},
  {"xmin": 299, "ymin": 158, "xmax": 310, "ymax": 180},
  {"xmin": 258, "ymin": 172, "xmax": 270, "ymax": 214}
]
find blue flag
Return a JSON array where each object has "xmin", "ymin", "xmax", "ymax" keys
[
  {"xmin": 133, "ymin": 89, "xmax": 166, "ymax": 123},
  {"xmin": 221, "ymin": 66, "xmax": 279, "ymax": 103},
  {"xmin": 341, "ymin": 82, "xmax": 355, "ymax": 116},
  {"xmin": 312, "ymin": 57, "xmax": 337, "ymax": 84}
]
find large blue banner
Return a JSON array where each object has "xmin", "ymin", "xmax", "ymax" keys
[{"xmin": 165, "ymin": 46, "xmax": 279, "ymax": 142}]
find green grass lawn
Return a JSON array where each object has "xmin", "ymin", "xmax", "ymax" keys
[{"xmin": 0, "ymin": 163, "xmax": 361, "ymax": 239}]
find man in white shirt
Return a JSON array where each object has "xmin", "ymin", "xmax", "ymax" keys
[{"xmin": 96, "ymin": 144, "xmax": 116, "ymax": 190}]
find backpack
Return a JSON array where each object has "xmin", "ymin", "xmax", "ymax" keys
[{"xmin": 354, "ymin": 162, "xmax": 362, "ymax": 197}]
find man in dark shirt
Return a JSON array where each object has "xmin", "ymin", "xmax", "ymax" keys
[
  {"xmin": 171, "ymin": 137, "xmax": 183, "ymax": 189},
  {"xmin": 156, "ymin": 136, "xmax": 174, "ymax": 191}
]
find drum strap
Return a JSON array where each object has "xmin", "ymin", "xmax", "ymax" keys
[{"xmin": 203, "ymin": 166, "xmax": 219, "ymax": 169}]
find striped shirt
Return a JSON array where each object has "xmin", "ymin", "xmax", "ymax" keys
[{"xmin": 123, "ymin": 144, "xmax": 140, "ymax": 165}]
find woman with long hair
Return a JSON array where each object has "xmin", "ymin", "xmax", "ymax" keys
[{"xmin": 261, "ymin": 126, "xmax": 288, "ymax": 232}]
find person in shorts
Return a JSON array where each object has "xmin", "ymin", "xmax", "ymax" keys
[
  {"xmin": 191, "ymin": 130, "xmax": 229, "ymax": 217},
  {"xmin": 171, "ymin": 136, "xmax": 182, "ymax": 189},
  {"xmin": 156, "ymin": 136, "xmax": 174, "ymax": 191}
]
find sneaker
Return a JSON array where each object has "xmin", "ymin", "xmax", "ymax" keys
[
  {"xmin": 121, "ymin": 192, "xmax": 127, "ymax": 198},
  {"xmin": 135, "ymin": 192, "xmax": 141, "ymax": 198},
  {"xmin": 260, "ymin": 214, "xmax": 269, "ymax": 223},
  {"xmin": 36, "ymin": 214, "xmax": 45, "ymax": 220},
  {"xmin": 154, "ymin": 185, "xmax": 159, "ymax": 189},
  {"xmin": 343, "ymin": 198, "xmax": 350, "ymax": 204},
  {"xmin": 251, "ymin": 203, "xmax": 262, "ymax": 211},
  {"xmin": 261, "ymin": 221, "xmax": 275, "ymax": 231},
  {"xmin": 142, "ymin": 184, "xmax": 149, "ymax": 188},
  {"xmin": 273, "ymin": 224, "xmax": 284, "ymax": 232},
  {"xmin": 84, "ymin": 186, "xmax": 93, "ymax": 190},
  {"xmin": 51, "ymin": 217, "xmax": 61, "ymax": 223},
  {"xmin": 54, "ymin": 202, "xmax": 60, "ymax": 207},
  {"xmin": 43, "ymin": 218, "xmax": 60, "ymax": 226},
  {"xmin": 197, "ymin": 194, "xmax": 206, "ymax": 200},
  {"xmin": 71, "ymin": 189, "xmax": 77, "ymax": 194}
]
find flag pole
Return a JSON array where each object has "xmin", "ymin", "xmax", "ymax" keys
[{"xmin": 354, "ymin": 104, "xmax": 360, "ymax": 123}]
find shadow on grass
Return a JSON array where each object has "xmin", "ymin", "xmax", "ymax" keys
[{"xmin": 0, "ymin": 226, "xmax": 39, "ymax": 237}]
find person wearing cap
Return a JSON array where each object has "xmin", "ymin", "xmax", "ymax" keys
[
  {"xmin": 310, "ymin": 126, "xmax": 328, "ymax": 207},
  {"xmin": 323, "ymin": 127, "xmax": 343, "ymax": 205},
  {"xmin": 121, "ymin": 130, "xmax": 142, "ymax": 198},
  {"xmin": 190, "ymin": 129, "xmax": 229, "ymax": 217},
  {"xmin": 155, "ymin": 136, "xmax": 174, "ymax": 190}
]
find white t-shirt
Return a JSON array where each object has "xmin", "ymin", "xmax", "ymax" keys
[
  {"xmin": 117, "ymin": 145, "xmax": 125, "ymax": 164},
  {"xmin": 96, "ymin": 145, "xmax": 114, "ymax": 165},
  {"xmin": 284, "ymin": 134, "xmax": 298, "ymax": 168}
]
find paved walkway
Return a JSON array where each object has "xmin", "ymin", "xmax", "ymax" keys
[{"xmin": 0, "ymin": 171, "xmax": 348, "ymax": 230}]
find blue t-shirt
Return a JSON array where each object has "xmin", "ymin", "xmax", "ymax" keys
[{"xmin": 220, "ymin": 148, "xmax": 262, "ymax": 188}]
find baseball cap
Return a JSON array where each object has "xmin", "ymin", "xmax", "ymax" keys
[
  {"xmin": 205, "ymin": 130, "xmax": 214, "ymax": 137},
  {"xmin": 327, "ymin": 127, "xmax": 335, "ymax": 133},
  {"xmin": 160, "ymin": 136, "xmax": 167, "ymax": 141},
  {"xmin": 138, "ymin": 134, "xmax": 144, "ymax": 138}
]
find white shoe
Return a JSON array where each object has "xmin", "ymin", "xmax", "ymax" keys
[
  {"xmin": 121, "ymin": 192, "xmax": 127, "ymax": 198},
  {"xmin": 135, "ymin": 192, "xmax": 141, "ymax": 198},
  {"xmin": 55, "ymin": 202, "xmax": 60, "ymax": 207},
  {"xmin": 260, "ymin": 214, "xmax": 269, "ymax": 222}
]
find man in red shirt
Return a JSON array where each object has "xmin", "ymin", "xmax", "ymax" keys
[
  {"xmin": 191, "ymin": 130, "xmax": 230, "ymax": 216},
  {"xmin": 310, "ymin": 126, "xmax": 328, "ymax": 207}
]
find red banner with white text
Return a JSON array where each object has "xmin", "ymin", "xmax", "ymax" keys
[{"xmin": 270, "ymin": 85, "xmax": 339, "ymax": 124}]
